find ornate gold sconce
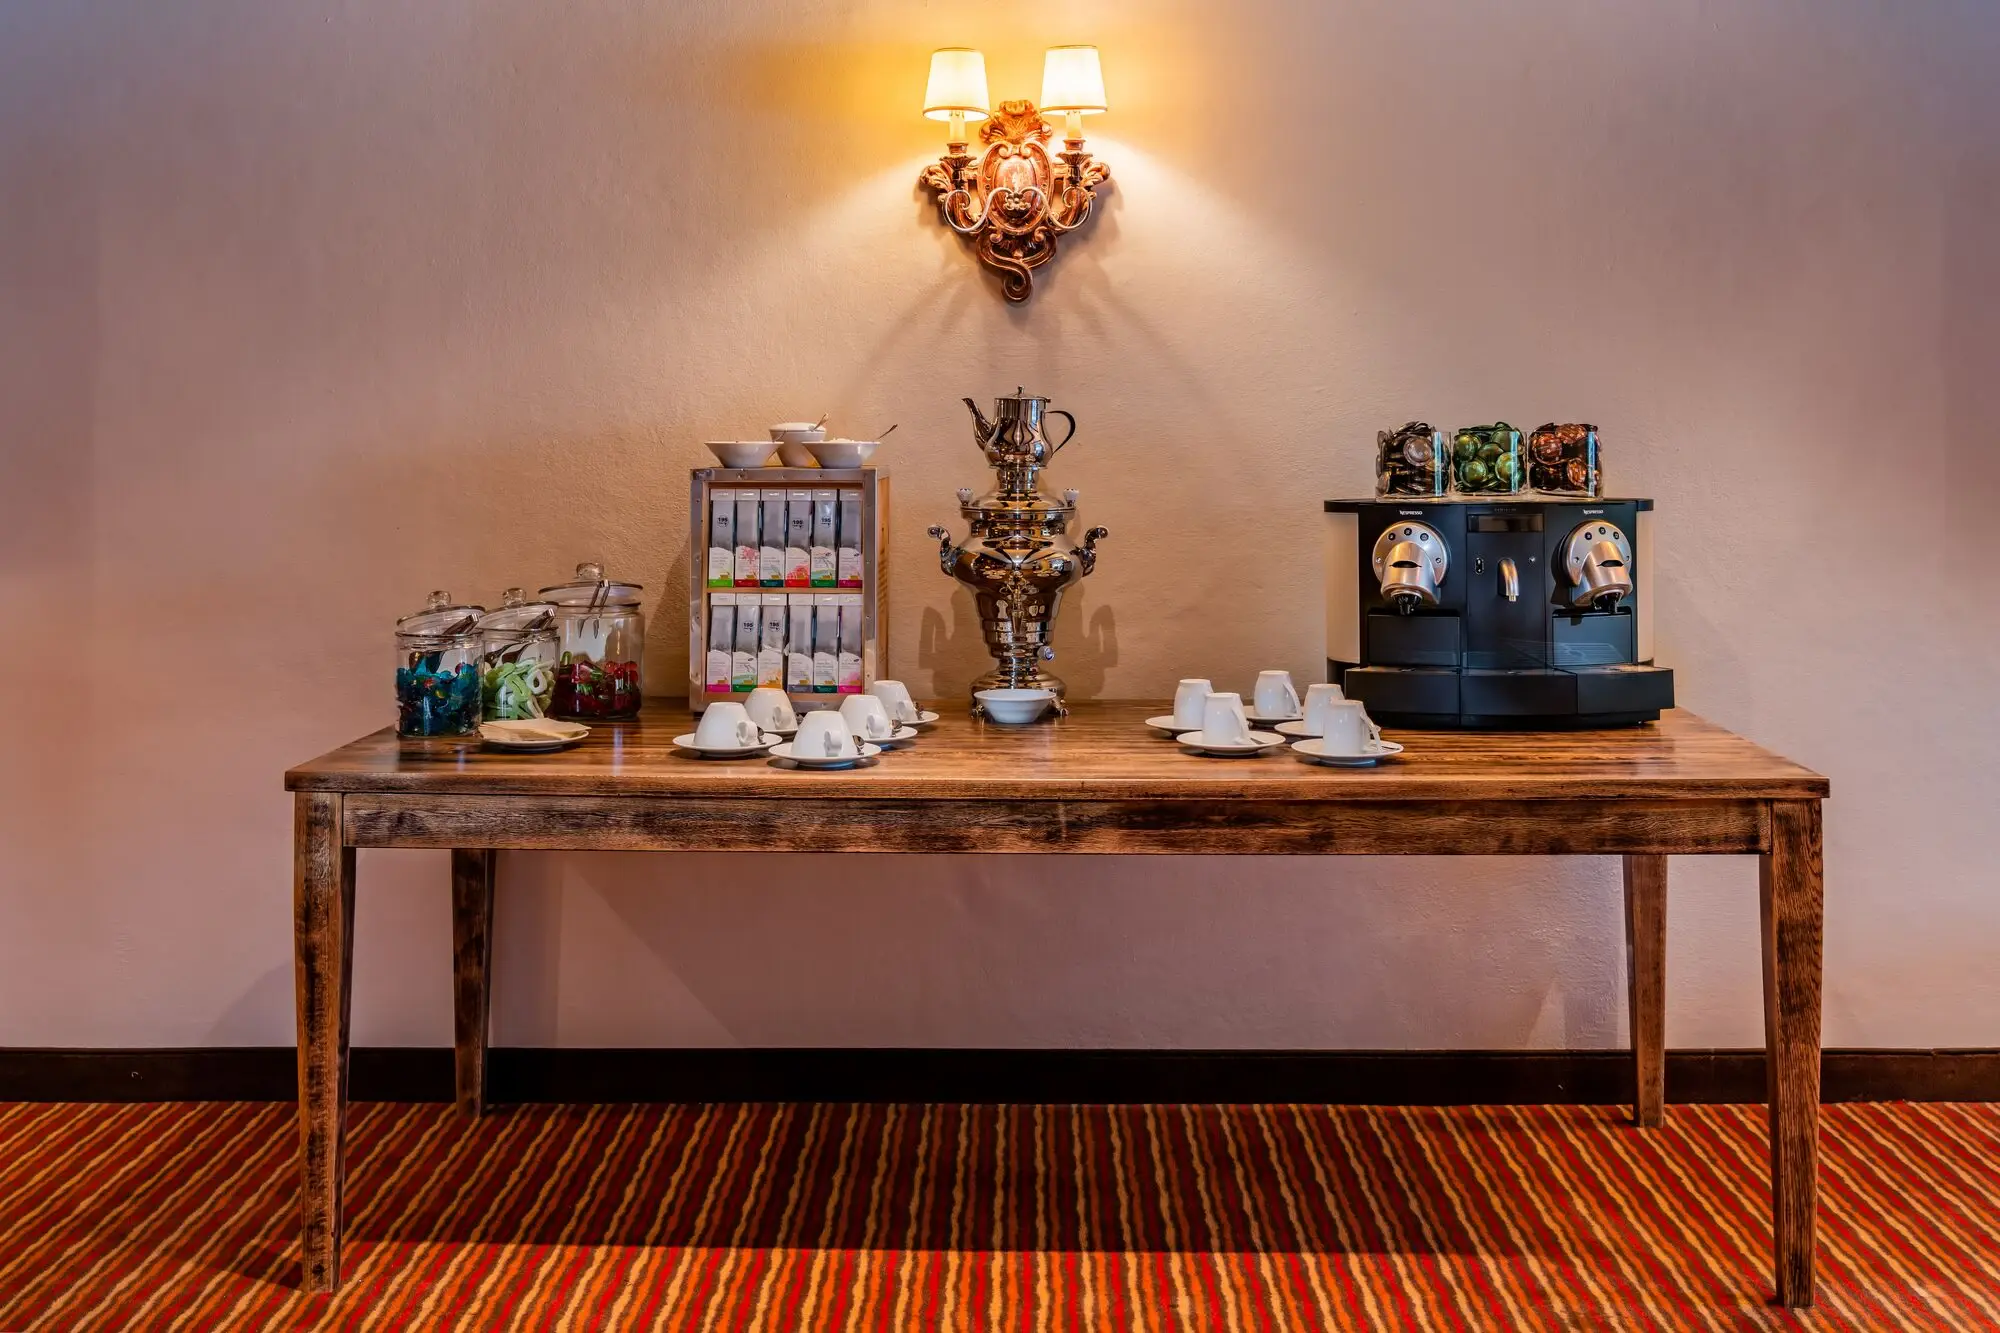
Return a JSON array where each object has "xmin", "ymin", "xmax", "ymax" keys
[{"xmin": 918, "ymin": 46, "xmax": 1111, "ymax": 302}]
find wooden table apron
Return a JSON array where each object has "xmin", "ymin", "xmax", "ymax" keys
[{"xmin": 286, "ymin": 703, "xmax": 1827, "ymax": 1305}]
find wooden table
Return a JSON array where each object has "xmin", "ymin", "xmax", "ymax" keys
[{"xmin": 286, "ymin": 702, "xmax": 1828, "ymax": 1304}]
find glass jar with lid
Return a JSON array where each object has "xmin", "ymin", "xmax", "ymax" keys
[
  {"xmin": 394, "ymin": 590, "xmax": 485, "ymax": 737},
  {"xmin": 474, "ymin": 589, "xmax": 560, "ymax": 721},
  {"xmin": 1450, "ymin": 423, "xmax": 1525, "ymax": 496},
  {"xmin": 539, "ymin": 562, "xmax": 645, "ymax": 720}
]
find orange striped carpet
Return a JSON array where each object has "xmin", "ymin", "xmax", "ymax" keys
[{"xmin": 1, "ymin": 1101, "xmax": 1996, "ymax": 1330}]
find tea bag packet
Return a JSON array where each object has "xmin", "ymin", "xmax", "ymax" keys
[
  {"xmin": 759, "ymin": 489, "xmax": 786, "ymax": 586},
  {"xmin": 707, "ymin": 492, "xmax": 735, "ymax": 588},
  {"xmin": 757, "ymin": 594, "xmax": 787, "ymax": 688},
  {"xmin": 837, "ymin": 490, "xmax": 863, "ymax": 588},
  {"xmin": 734, "ymin": 491, "xmax": 761, "ymax": 587},
  {"xmin": 731, "ymin": 597, "xmax": 760, "ymax": 691},
  {"xmin": 786, "ymin": 594, "xmax": 814, "ymax": 690},
  {"xmin": 837, "ymin": 592, "xmax": 863, "ymax": 693},
  {"xmin": 812, "ymin": 594, "xmax": 840, "ymax": 693},
  {"xmin": 810, "ymin": 489, "xmax": 838, "ymax": 587},
  {"xmin": 706, "ymin": 593, "xmax": 735, "ymax": 692},
  {"xmin": 785, "ymin": 490, "xmax": 812, "ymax": 587}
]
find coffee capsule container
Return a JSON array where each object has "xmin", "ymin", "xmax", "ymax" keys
[
  {"xmin": 1450, "ymin": 423, "xmax": 1524, "ymax": 495},
  {"xmin": 1375, "ymin": 422, "xmax": 1452, "ymax": 497},
  {"xmin": 1528, "ymin": 422, "xmax": 1601, "ymax": 496}
]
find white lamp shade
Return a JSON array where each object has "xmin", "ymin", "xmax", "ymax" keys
[
  {"xmin": 924, "ymin": 49, "xmax": 990, "ymax": 121},
  {"xmin": 1040, "ymin": 45, "xmax": 1106, "ymax": 114}
]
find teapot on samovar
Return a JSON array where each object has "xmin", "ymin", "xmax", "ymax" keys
[{"xmin": 928, "ymin": 388, "xmax": 1108, "ymax": 715}]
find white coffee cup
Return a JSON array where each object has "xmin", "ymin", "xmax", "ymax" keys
[
  {"xmin": 1173, "ymin": 678, "xmax": 1214, "ymax": 729},
  {"xmin": 1253, "ymin": 670, "xmax": 1301, "ymax": 719},
  {"xmin": 1318, "ymin": 699, "xmax": 1384, "ymax": 756},
  {"xmin": 1200, "ymin": 692, "xmax": 1252, "ymax": 746},
  {"xmin": 694, "ymin": 701, "xmax": 762, "ymax": 750},
  {"xmin": 839, "ymin": 693, "xmax": 896, "ymax": 742},
  {"xmin": 744, "ymin": 686, "xmax": 797, "ymax": 732},
  {"xmin": 868, "ymin": 679, "xmax": 920, "ymax": 724},
  {"xmin": 794, "ymin": 709, "xmax": 859, "ymax": 760},
  {"xmin": 1301, "ymin": 682, "xmax": 1347, "ymax": 737}
]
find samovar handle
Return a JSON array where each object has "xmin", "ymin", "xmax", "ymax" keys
[
  {"xmin": 1044, "ymin": 409, "xmax": 1077, "ymax": 456},
  {"xmin": 1077, "ymin": 525, "xmax": 1108, "ymax": 575},
  {"xmin": 926, "ymin": 524, "xmax": 958, "ymax": 571}
]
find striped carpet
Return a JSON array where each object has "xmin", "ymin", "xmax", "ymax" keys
[{"xmin": 2, "ymin": 1102, "xmax": 1997, "ymax": 1330}]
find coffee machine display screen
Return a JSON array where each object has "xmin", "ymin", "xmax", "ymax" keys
[{"xmin": 1468, "ymin": 513, "xmax": 1544, "ymax": 533}]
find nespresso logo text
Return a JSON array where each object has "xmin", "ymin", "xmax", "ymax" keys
[
  {"xmin": 1397, "ymin": 509, "xmax": 1426, "ymax": 516},
  {"xmin": 1582, "ymin": 508, "xmax": 1604, "ymax": 515}
]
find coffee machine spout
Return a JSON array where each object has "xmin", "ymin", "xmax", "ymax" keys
[
  {"xmin": 1561, "ymin": 522, "xmax": 1635, "ymax": 609},
  {"xmin": 1371, "ymin": 522, "xmax": 1448, "ymax": 612}
]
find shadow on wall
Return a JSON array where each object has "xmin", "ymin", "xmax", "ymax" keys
[
  {"xmin": 914, "ymin": 590, "xmax": 1117, "ymax": 700},
  {"xmin": 488, "ymin": 850, "xmax": 1629, "ymax": 1050}
]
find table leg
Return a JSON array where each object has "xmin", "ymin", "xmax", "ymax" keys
[
  {"xmin": 451, "ymin": 849, "xmax": 497, "ymax": 1116},
  {"xmin": 1761, "ymin": 800, "xmax": 1823, "ymax": 1308},
  {"xmin": 1622, "ymin": 854, "xmax": 1667, "ymax": 1128},
  {"xmin": 294, "ymin": 792, "xmax": 355, "ymax": 1294}
]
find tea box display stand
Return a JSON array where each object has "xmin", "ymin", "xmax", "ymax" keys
[{"xmin": 687, "ymin": 467, "xmax": 891, "ymax": 714}]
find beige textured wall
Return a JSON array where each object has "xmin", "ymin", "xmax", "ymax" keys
[{"xmin": 2, "ymin": 0, "xmax": 1996, "ymax": 1050}]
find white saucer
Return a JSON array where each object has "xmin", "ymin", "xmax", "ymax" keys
[
  {"xmin": 768, "ymin": 741, "xmax": 883, "ymax": 770},
  {"xmin": 1273, "ymin": 720, "xmax": 1318, "ymax": 739},
  {"xmin": 671, "ymin": 732, "xmax": 778, "ymax": 758},
  {"xmin": 854, "ymin": 725, "xmax": 919, "ymax": 748},
  {"xmin": 752, "ymin": 720, "xmax": 799, "ymax": 737},
  {"xmin": 1176, "ymin": 729, "xmax": 1286, "ymax": 757},
  {"xmin": 1291, "ymin": 738, "xmax": 1405, "ymax": 767},
  {"xmin": 893, "ymin": 710, "xmax": 942, "ymax": 729},
  {"xmin": 1245, "ymin": 710, "xmax": 1303, "ymax": 726},
  {"xmin": 1145, "ymin": 715, "xmax": 1201, "ymax": 735},
  {"xmin": 480, "ymin": 720, "xmax": 590, "ymax": 751}
]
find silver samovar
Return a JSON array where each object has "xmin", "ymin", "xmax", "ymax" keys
[{"xmin": 928, "ymin": 388, "xmax": 1109, "ymax": 714}]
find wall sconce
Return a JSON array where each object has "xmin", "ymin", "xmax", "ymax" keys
[{"xmin": 918, "ymin": 46, "xmax": 1112, "ymax": 302}]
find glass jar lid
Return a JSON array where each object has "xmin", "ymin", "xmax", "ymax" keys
[
  {"xmin": 539, "ymin": 562, "xmax": 644, "ymax": 609},
  {"xmin": 395, "ymin": 590, "xmax": 485, "ymax": 641},
  {"xmin": 474, "ymin": 588, "xmax": 559, "ymax": 636}
]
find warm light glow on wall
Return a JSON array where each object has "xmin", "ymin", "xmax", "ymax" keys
[{"xmin": 917, "ymin": 44, "xmax": 1112, "ymax": 301}]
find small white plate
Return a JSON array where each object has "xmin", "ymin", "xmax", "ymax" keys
[
  {"xmin": 1274, "ymin": 720, "xmax": 1319, "ymax": 739},
  {"xmin": 854, "ymin": 725, "xmax": 919, "ymax": 749},
  {"xmin": 768, "ymin": 741, "xmax": 883, "ymax": 770},
  {"xmin": 1175, "ymin": 729, "xmax": 1286, "ymax": 757},
  {"xmin": 1245, "ymin": 710, "xmax": 1303, "ymax": 726},
  {"xmin": 480, "ymin": 720, "xmax": 590, "ymax": 751},
  {"xmin": 671, "ymin": 732, "xmax": 779, "ymax": 759},
  {"xmin": 1145, "ymin": 715, "xmax": 1201, "ymax": 735},
  {"xmin": 898, "ymin": 710, "xmax": 942, "ymax": 729},
  {"xmin": 1291, "ymin": 738, "xmax": 1405, "ymax": 767}
]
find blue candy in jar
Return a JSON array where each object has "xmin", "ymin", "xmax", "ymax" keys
[{"xmin": 393, "ymin": 592, "xmax": 486, "ymax": 737}]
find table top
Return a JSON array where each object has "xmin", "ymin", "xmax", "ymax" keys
[{"xmin": 285, "ymin": 702, "xmax": 1827, "ymax": 803}]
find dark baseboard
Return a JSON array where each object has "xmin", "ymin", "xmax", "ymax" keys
[{"xmin": 3, "ymin": 1046, "xmax": 1997, "ymax": 1105}]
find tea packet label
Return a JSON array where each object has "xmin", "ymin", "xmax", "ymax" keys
[
  {"xmin": 705, "ymin": 592, "xmax": 735, "ymax": 691},
  {"xmin": 786, "ymin": 594, "xmax": 814, "ymax": 690}
]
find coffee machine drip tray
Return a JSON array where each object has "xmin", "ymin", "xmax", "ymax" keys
[{"xmin": 1342, "ymin": 664, "xmax": 1673, "ymax": 729}]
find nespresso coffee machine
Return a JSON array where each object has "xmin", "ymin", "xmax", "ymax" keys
[{"xmin": 1322, "ymin": 498, "xmax": 1674, "ymax": 727}]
